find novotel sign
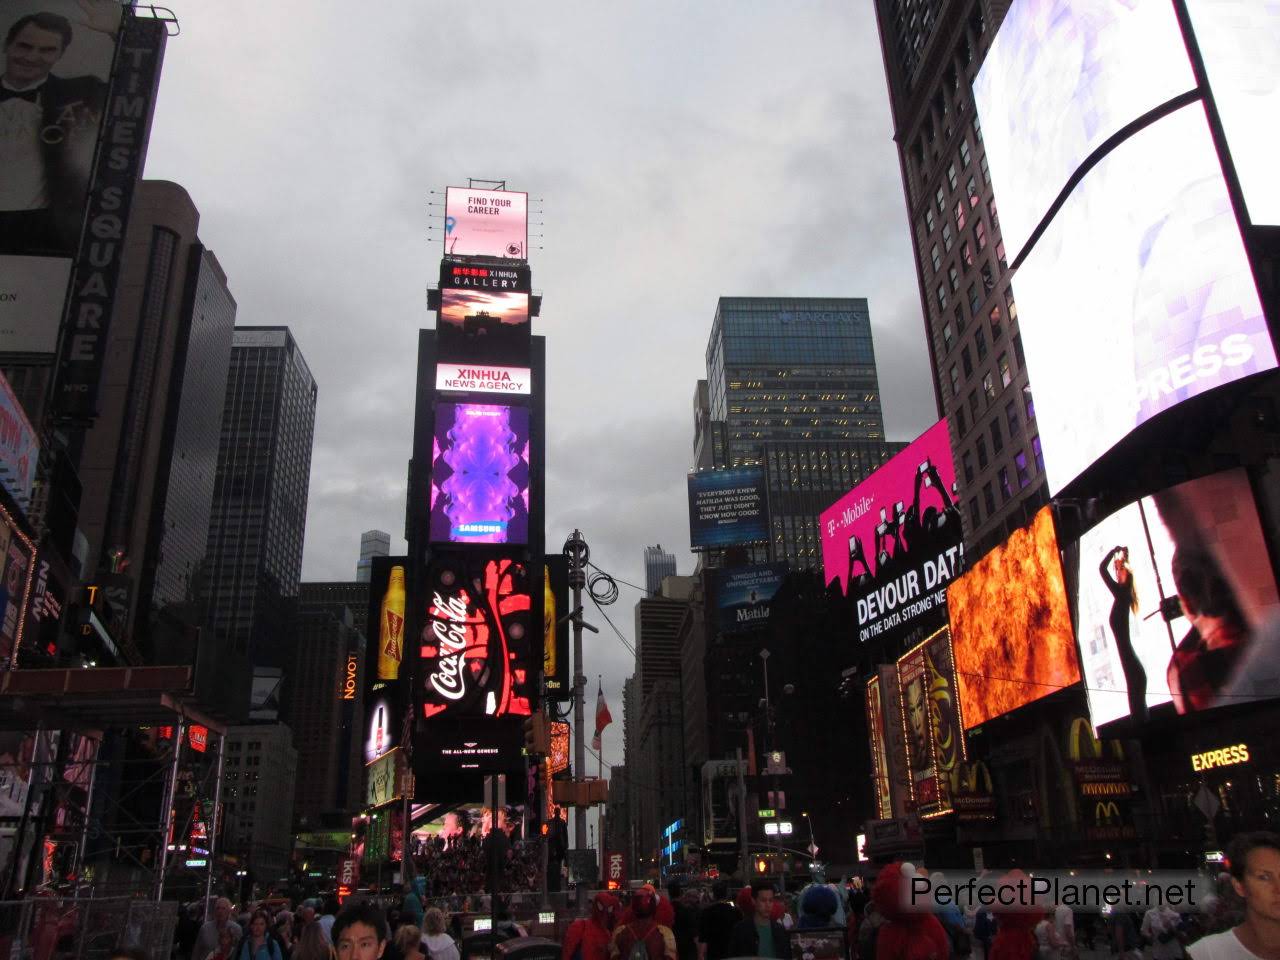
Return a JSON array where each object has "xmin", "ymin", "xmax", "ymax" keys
[
  {"xmin": 1191, "ymin": 743, "xmax": 1250, "ymax": 772},
  {"xmin": 342, "ymin": 654, "xmax": 358, "ymax": 701}
]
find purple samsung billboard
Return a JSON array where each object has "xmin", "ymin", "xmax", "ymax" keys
[
  {"xmin": 429, "ymin": 402, "xmax": 530, "ymax": 545},
  {"xmin": 820, "ymin": 421, "xmax": 963, "ymax": 644},
  {"xmin": 1013, "ymin": 103, "xmax": 1276, "ymax": 494}
]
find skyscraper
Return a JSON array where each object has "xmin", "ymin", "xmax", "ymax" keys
[
  {"xmin": 205, "ymin": 327, "xmax": 317, "ymax": 717},
  {"xmin": 872, "ymin": 1, "xmax": 1047, "ymax": 556},
  {"xmin": 70, "ymin": 181, "xmax": 236, "ymax": 668},
  {"xmin": 643, "ymin": 544, "xmax": 676, "ymax": 596},
  {"xmin": 356, "ymin": 529, "xmax": 390, "ymax": 583},
  {"xmin": 699, "ymin": 298, "xmax": 904, "ymax": 567}
]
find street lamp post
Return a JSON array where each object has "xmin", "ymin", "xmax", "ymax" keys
[{"xmin": 802, "ymin": 811, "xmax": 817, "ymax": 860}]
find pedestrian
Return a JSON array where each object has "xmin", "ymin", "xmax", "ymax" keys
[
  {"xmin": 1033, "ymin": 914, "xmax": 1062, "ymax": 960},
  {"xmin": 319, "ymin": 899, "xmax": 340, "ymax": 946},
  {"xmin": 403, "ymin": 884, "xmax": 425, "ymax": 930},
  {"xmin": 1052, "ymin": 904, "xmax": 1076, "ymax": 960},
  {"xmin": 237, "ymin": 911, "xmax": 284, "ymax": 960},
  {"xmin": 972, "ymin": 908, "xmax": 996, "ymax": 960},
  {"xmin": 610, "ymin": 885, "xmax": 677, "ymax": 960},
  {"xmin": 395, "ymin": 925, "xmax": 425, "ymax": 960},
  {"xmin": 728, "ymin": 880, "xmax": 791, "ymax": 959},
  {"xmin": 422, "ymin": 907, "xmax": 460, "ymax": 960},
  {"xmin": 869, "ymin": 863, "xmax": 949, "ymax": 960},
  {"xmin": 1188, "ymin": 832, "xmax": 1280, "ymax": 960},
  {"xmin": 292, "ymin": 922, "xmax": 333, "ymax": 960},
  {"xmin": 564, "ymin": 892, "xmax": 619, "ymax": 960},
  {"xmin": 333, "ymin": 900, "xmax": 390, "ymax": 960},
  {"xmin": 204, "ymin": 927, "xmax": 241, "ymax": 960},
  {"xmin": 667, "ymin": 881, "xmax": 699, "ymax": 960},
  {"xmin": 696, "ymin": 880, "xmax": 740, "ymax": 960},
  {"xmin": 195, "ymin": 899, "xmax": 245, "ymax": 960},
  {"xmin": 1143, "ymin": 904, "xmax": 1184, "ymax": 960},
  {"xmin": 856, "ymin": 899, "xmax": 884, "ymax": 960}
]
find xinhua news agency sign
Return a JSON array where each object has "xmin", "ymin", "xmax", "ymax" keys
[{"xmin": 54, "ymin": 14, "xmax": 167, "ymax": 422}]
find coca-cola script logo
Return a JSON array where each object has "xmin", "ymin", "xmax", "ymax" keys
[{"xmin": 427, "ymin": 590, "xmax": 478, "ymax": 701}]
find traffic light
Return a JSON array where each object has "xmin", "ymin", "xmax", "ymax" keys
[{"xmin": 524, "ymin": 713, "xmax": 550, "ymax": 755}]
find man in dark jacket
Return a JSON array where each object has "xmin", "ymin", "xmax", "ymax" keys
[{"xmin": 729, "ymin": 881, "xmax": 791, "ymax": 959}]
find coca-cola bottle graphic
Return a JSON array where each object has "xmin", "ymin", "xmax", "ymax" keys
[{"xmin": 421, "ymin": 555, "xmax": 532, "ymax": 719}]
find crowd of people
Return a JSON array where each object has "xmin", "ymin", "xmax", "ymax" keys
[
  {"xmin": 410, "ymin": 832, "xmax": 544, "ymax": 898},
  {"xmin": 170, "ymin": 894, "xmax": 462, "ymax": 960}
]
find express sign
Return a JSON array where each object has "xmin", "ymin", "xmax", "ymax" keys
[{"xmin": 1191, "ymin": 743, "xmax": 1250, "ymax": 772}]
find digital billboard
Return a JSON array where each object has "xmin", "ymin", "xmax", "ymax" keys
[
  {"xmin": 364, "ymin": 557, "xmax": 408, "ymax": 765},
  {"xmin": 1185, "ymin": 0, "xmax": 1280, "ymax": 227},
  {"xmin": 949, "ymin": 507, "xmax": 1079, "ymax": 729},
  {"xmin": 436, "ymin": 289, "xmax": 531, "ymax": 369},
  {"xmin": 0, "ymin": 372, "xmax": 37, "ymax": 514},
  {"xmin": 1013, "ymin": 103, "xmax": 1276, "ymax": 494},
  {"xmin": 1077, "ymin": 469, "xmax": 1280, "ymax": 730},
  {"xmin": 435, "ymin": 362, "xmax": 531, "ymax": 396},
  {"xmin": 687, "ymin": 467, "xmax": 768, "ymax": 549},
  {"xmin": 713, "ymin": 563, "xmax": 787, "ymax": 634},
  {"xmin": 543, "ymin": 554, "xmax": 571, "ymax": 700},
  {"xmin": 444, "ymin": 187, "xmax": 528, "ymax": 260},
  {"xmin": 865, "ymin": 675, "xmax": 892, "ymax": 821},
  {"xmin": 820, "ymin": 421, "xmax": 963, "ymax": 644},
  {"xmin": 876, "ymin": 663, "xmax": 912, "ymax": 820},
  {"xmin": 896, "ymin": 628, "xmax": 963, "ymax": 816},
  {"xmin": 972, "ymin": 0, "xmax": 1195, "ymax": 262},
  {"xmin": 428, "ymin": 402, "xmax": 530, "ymax": 545},
  {"xmin": 420, "ymin": 552, "xmax": 534, "ymax": 719},
  {"xmin": 0, "ymin": 505, "xmax": 35, "ymax": 666}
]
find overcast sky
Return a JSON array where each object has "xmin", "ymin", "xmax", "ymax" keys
[{"xmin": 143, "ymin": 1, "xmax": 936, "ymax": 785}]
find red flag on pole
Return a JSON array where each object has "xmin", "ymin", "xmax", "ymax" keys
[{"xmin": 592, "ymin": 683, "xmax": 613, "ymax": 752}]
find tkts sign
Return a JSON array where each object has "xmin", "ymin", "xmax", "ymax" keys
[
  {"xmin": 420, "ymin": 553, "xmax": 535, "ymax": 720},
  {"xmin": 605, "ymin": 850, "xmax": 627, "ymax": 889}
]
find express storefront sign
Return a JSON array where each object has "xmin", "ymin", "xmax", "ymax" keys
[{"xmin": 1191, "ymin": 743, "xmax": 1250, "ymax": 772}]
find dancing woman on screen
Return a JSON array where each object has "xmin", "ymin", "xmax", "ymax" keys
[{"xmin": 1100, "ymin": 545, "xmax": 1147, "ymax": 724}]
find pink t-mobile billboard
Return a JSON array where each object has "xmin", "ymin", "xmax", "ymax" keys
[{"xmin": 820, "ymin": 420, "xmax": 964, "ymax": 644}]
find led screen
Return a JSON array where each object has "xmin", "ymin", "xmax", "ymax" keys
[
  {"xmin": 429, "ymin": 402, "xmax": 530, "ymax": 546},
  {"xmin": 435, "ymin": 362, "xmax": 531, "ymax": 396},
  {"xmin": 543, "ymin": 554, "xmax": 570, "ymax": 700},
  {"xmin": 0, "ymin": 510, "xmax": 35, "ymax": 666},
  {"xmin": 713, "ymin": 563, "xmax": 787, "ymax": 634},
  {"xmin": 865, "ymin": 675, "xmax": 892, "ymax": 820},
  {"xmin": 687, "ymin": 467, "xmax": 768, "ymax": 549},
  {"xmin": 437, "ymin": 289, "xmax": 531, "ymax": 369},
  {"xmin": 1077, "ymin": 469, "xmax": 1280, "ymax": 729},
  {"xmin": 973, "ymin": 0, "xmax": 1195, "ymax": 261},
  {"xmin": 444, "ymin": 187, "xmax": 528, "ymax": 259},
  {"xmin": 896, "ymin": 628, "xmax": 963, "ymax": 815},
  {"xmin": 1185, "ymin": 0, "xmax": 1280, "ymax": 226},
  {"xmin": 1013, "ymin": 103, "xmax": 1276, "ymax": 494},
  {"xmin": 820, "ymin": 421, "xmax": 963, "ymax": 645},
  {"xmin": 364, "ymin": 557, "xmax": 409, "ymax": 764},
  {"xmin": 949, "ymin": 507, "xmax": 1079, "ymax": 729}
]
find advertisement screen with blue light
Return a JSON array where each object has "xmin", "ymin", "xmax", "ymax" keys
[
  {"xmin": 429, "ymin": 402, "xmax": 530, "ymax": 545},
  {"xmin": 687, "ymin": 467, "xmax": 768, "ymax": 549}
]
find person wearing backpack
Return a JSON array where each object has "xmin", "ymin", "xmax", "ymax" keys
[
  {"xmin": 564, "ymin": 893, "xmax": 619, "ymax": 960},
  {"xmin": 611, "ymin": 886, "xmax": 677, "ymax": 960},
  {"xmin": 236, "ymin": 911, "xmax": 283, "ymax": 960}
]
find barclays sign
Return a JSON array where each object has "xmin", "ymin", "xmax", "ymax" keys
[{"xmin": 778, "ymin": 310, "xmax": 858, "ymax": 325}]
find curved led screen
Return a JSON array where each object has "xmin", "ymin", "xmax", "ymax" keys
[
  {"xmin": 429, "ymin": 402, "xmax": 531, "ymax": 545},
  {"xmin": 973, "ymin": 0, "xmax": 1195, "ymax": 262},
  {"xmin": 1012, "ymin": 103, "xmax": 1275, "ymax": 494}
]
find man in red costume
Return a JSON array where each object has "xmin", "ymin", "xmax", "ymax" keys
[
  {"xmin": 871, "ymin": 862, "xmax": 951, "ymax": 960},
  {"xmin": 611, "ymin": 885, "xmax": 677, "ymax": 960},
  {"xmin": 563, "ymin": 892, "xmax": 620, "ymax": 960}
]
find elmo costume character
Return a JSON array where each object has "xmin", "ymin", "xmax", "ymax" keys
[
  {"xmin": 871, "ymin": 862, "xmax": 950, "ymax": 960},
  {"xmin": 988, "ymin": 870, "xmax": 1044, "ymax": 960},
  {"xmin": 564, "ymin": 892, "xmax": 619, "ymax": 960}
]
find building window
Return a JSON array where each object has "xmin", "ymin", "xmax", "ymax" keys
[
  {"xmin": 949, "ymin": 264, "xmax": 960, "ymax": 292},
  {"xmin": 1015, "ymin": 451, "xmax": 1031, "ymax": 488},
  {"xmin": 1006, "ymin": 399, "xmax": 1021, "ymax": 437},
  {"xmin": 936, "ymin": 284, "xmax": 947, "ymax": 311},
  {"xmin": 947, "ymin": 163, "xmax": 958, "ymax": 191},
  {"xmin": 968, "ymin": 283, "xmax": 980, "ymax": 315},
  {"xmin": 975, "ymin": 325, "xmax": 988, "ymax": 361},
  {"xmin": 1013, "ymin": 331, "xmax": 1026, "ymax": 367},
  {"xmin": 980, "ymin": 153, "xmax": 990, "ymax": 184},
  {"xmin": 936, "ymin": 185, "xmax": 946, "ymax": 213},
  {"xmin": 998, "ymin": 466, "xmax": 1012, "ymax": 500},
  {"xmin": 968, "ymin": 391, "xmax": 980, "ymax": 420},
  {"xmin": 966, "ymin": 175, "xmax": 979, "ymax": 208},
  {"xmin": 950, "ymin": 365, "xmax": 961, "ymax": 396},
  {"xmin": 969, "ymin": 496, "xmax": 981, "ymax": 526},
  {"xmin": 996, "ymin": 241, "xmax": 1007, "ymax": 270},
  {"xmin": 1024, "ymin": 386, "xmax": 1036, "ymax": 421},
  {"xmin": 961, "ymin": 241, "xmax": 974, "ymax": 268},
  {"xmin": 991, "ymin": 418, "xmax": 1004, "ymax": 453},
  {"xmin": 942, "ymin": 322, "xmax": 954, "ymax": 352},
  {"xmin": 1005, "ymin": 287, "xmax": 1018, "ymax": 320},
  {"xmin": 926, "ymin": 207, "xmax": 936, "ymax": 233},
  {"xmin": 960, "ymin": 139, "xmax": 971, "ymax": 167},
  {"xmin": 983, "ymin": 481, "xmax": 997, "ymax": 514},
  {"xmin": 998, "ymin": 352, "xmax": 1013, "ymax": 387},
  {"xmin": 954, "ymin": 305, "xmax": 966, "ymax": 333},
  {"xmin": 956, "ymin": 404, "xmax": 968, "ymax": 436},
  {"xmin": 954, "ymin": 198, "xmax": 966, "ymax": 231},
  {"xmin": 931, "ymin": 244, "xmax": 941, "ymax": 273},
  {"xmin": 988, "ymin": 196, "xmax": 999, "ymax": 229},
  {"xmin": 962, "ymin": 451, "xmax": 975, "ymax": 484},
  {"xmin": 942, "ymin": 222, "xmax": 953, "ymax": 250},
  {"xmin": 975, "ymin": 219, "xmax": 988, "ymax": 251},
  {"xmin": 961, "ymin": 346, "xmax": 974, "ymax": 377},
  {"xmin": 989, "ymin": 305, "xmax": 1003, "ymax": 340},
  {"xmin": 1032, "ymin": 435, "xmax": 1044, "ymax": 472},
  {"xmin": 981, "ymin": 261, "xmax": 995, "ymax": 292},
  {"xmin": 977, "ymin": 434, "xmax": 989, "ymax": 469},
  {"xmin": 982, "ymin": 372, "xmax": 996, "ymax": 403},
  {"xmin": 973, "ymin": 113, "xmax": 983, "ymax": 144}
]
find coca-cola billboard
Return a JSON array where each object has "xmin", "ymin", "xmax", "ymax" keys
[{"xmin": 415, "ymin": 550, "xmax": 537, "ymax": 778}]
